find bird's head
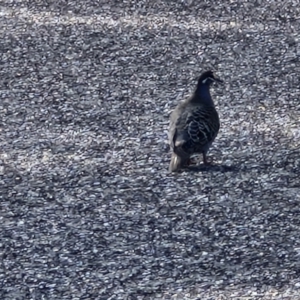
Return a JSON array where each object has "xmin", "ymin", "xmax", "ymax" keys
[{"xmin": 197, "ymin": 71, "xmax": 223, "ymax": 86}]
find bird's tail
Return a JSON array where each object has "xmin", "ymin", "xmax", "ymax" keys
[{"xmin": 169, "ymin": 153, "xmax": 184, "ymax": 172}]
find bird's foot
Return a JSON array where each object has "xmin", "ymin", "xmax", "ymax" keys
[
  {"xmin": 187, "ymin": 158, "xmax": 200, "ymax": 166},
  {"xmin": 204, "ymin": 159, "xmax": 213, "ymax": 166},
  {"xmin": 203, "ymin": 154, "xmax": 213, "ymax": 166}
]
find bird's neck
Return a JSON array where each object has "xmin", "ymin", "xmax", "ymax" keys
[{"xmin": 194, "ymin": 84, "xmax": 214, "ymax": 105}]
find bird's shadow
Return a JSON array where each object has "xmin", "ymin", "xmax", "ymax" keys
[{"xmin": 184, "ymin": 163, "xmax": 239, "ymax": 173}]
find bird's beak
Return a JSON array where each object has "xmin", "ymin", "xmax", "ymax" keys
[{"xmin": 214, "ymin": 77, "xmax": 223, "ymax": 84}]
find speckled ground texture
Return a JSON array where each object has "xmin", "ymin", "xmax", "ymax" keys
[{"xmin": 1, "ymin": 0, "xmax": 300, "ymax": 299}]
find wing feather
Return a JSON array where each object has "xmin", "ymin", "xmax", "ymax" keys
[{"xmin": 173, "ymin": 105, "xmax": 219, "ymax": 155}]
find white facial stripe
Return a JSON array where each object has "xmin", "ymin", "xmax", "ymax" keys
[{"xmin": 202, "ymin": 77, "xmax": 214, "ymax": 84}]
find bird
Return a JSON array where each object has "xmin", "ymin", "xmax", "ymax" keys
[{"xmin": 168, "ymin": 70, "xmax": 223, "ymax": 172}]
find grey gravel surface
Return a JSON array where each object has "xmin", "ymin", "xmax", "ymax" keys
[{"xmin": 1, "ymin": 1, "xmax": 300, "ymax": 299}]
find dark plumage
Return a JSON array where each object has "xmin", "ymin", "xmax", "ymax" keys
[{"xmin": 168, "ymin": 70, "xmax": 223, "ymax": 172}]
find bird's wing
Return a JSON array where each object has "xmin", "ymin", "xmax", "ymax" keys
[
  {"xmin": 169, "ymin": 104, "xmax": 184, "ymax": 149},
  {"xmin": 187, "ymin": 107, "xmax": 219, "ymax": 144},
  {"xmin": 173, "ymin": 106, "xmax": 219, "ymax": 154}
]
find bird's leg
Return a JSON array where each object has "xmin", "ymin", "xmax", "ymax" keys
[
  {"xmin": 180, "ymin": 156, "xmax": 191, "ymax": 166},
  {"xmin": 186, "ymin": 158, "xmax": 192, "ymax": 166}
]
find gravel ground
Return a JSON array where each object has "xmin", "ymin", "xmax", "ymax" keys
[{"xmin": 1, "ymin": 1, "xmax": 300, "ymax": 299}]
